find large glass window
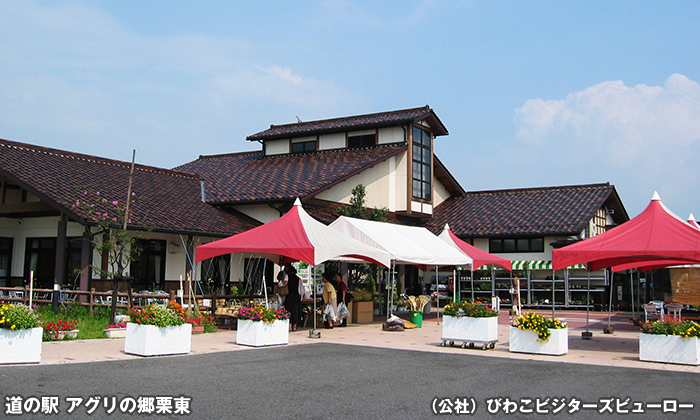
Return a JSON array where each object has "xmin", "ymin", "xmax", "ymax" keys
[
  {"xmin": 201, "ymin": 254, "xmax": 231, "ymax": 295},
  {"xmin": 130, "ymin": 239, "xmax": 166, "ymax": 290},
  {"xmin": 24, "ymin": 237, "xmax": 82, "ymax": 288},
  {"xmin": 489, "ymin": 237, "xmax": 544, "ymax": 253},
  {"xmin": 412, "ymin": 126, "xmax": 432, "ymax": 201}
]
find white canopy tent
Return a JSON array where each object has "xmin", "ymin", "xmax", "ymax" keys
[{"xmin": 328, "ymin": 216, "xmax": 472, "ymax": 318}]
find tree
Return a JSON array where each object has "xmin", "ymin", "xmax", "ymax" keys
[
  {"xmin": 336, "ymin": 184, "xmax": 388, "ymax": 221},
  {"xmin": 336, "ymin": 184, "xmax": 389, "ymax": 300}
]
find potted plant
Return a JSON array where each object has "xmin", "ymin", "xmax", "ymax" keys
[
  {"xmin": 0, "ymin": 303, "xmax": 43, "ymax": 364},
  {"xmin": 124, "ymin": 301, "xmax": 192, "ymax": 356},
  {"xmin": 187, "ymin": 313, "xmax": 217, "ymax": 334},
  {"xmin": 639, "ymin": 318, "xmax": 700, "ymax": 365},
  {"xmin": 42, "ymin": 318, "xmax": 79, "ymax": 341},
  {"xmin": 234, "ymin": 306, "xmax": 290, "ymax": 347},
  {"xmin": 441, "ymin": 300, "xmax": 499, "ymax": 349},
  {"xmin": 104, "ymin": 322, "xmax": 128, "ymax": 338},
  {"xmin": 510, "ymin": 312, "xmax": 568, "ymax": 355}
]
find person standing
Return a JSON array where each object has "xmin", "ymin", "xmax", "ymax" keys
[
  {"xmin": 334, "ymin": 272, "xmax": 349, "ymax": 327},
  {"xmin": 322, "ymin": 272, "xmax": 338, "ymax": 328},
  {"xmin": 284, "ymin": 264, "xmax": 301, "ymax": 331}
]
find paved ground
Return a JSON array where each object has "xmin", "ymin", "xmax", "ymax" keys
[{"xmin": 33, "ymin": 309, "xmax": 700, "ymax": 374}]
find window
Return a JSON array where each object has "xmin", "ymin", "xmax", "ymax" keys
[
  {"xmin": 24, "ymin": 237, "xmax": 82, "ymax": 288},
  {"xmin": 130, "ymin": 239, "xmax": 166, "ymax": 290},
  {"xmin": 348, "ymin": 134, "xmax": 376, "ymax": 149},
  {"xmin": 489, "ymin": 237, "xmax": 544, "ymax": 253},
  {"xmin": 0, "ymin": 238, "xmax": 12, "ymax": 287},
  {"xmin": 201, "ymin": 254, "xmax": 231, "ymax": 295},
  {"xmin": 291, "ymin": 140, "xmax": 317, "ymax": 153},
  {"xmin": 412, "ymin": 126, "xmax": 432, "ymax": 201}
]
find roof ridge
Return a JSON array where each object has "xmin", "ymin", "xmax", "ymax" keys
[
  {"xmin": 0, "ymin": 138, "xmax": 199, "ymax": 180},
  {"xmin": 196, "ymin": 150, "xmax": 262, "ymax": 160},
  {"xmin": 263, "ymin": 105, "xmax": 430, "ymax": 131},
  {"xmin": 465, "ymin": 182, "xmax": 611, "ymax": 196}
]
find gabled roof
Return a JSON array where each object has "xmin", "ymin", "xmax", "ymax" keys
[
  {"xmin": 245, "ymin": 105, "xmax": 448, "ymax": 141},
  {"xmin": 426, "ymin": 183, "xmax": 628, "ymax": 238},
  {"xmin": 0, "ymin": 138, "xmax": 260, "ymax": 236},
  {"xmin": 174, "ymin": 144, "xmax": 408, "ymax": 204}
]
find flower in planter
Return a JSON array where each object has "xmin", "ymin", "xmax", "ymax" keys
[
  {"xmin": 42, "ymin": 318, "xmax": 78, "ymax": 340},
  {"xmin": 186, "ymin": 314, "xmax": 218, "ymax": 333},
  {"xmin": 511, "ymin": 312, "xmax": 566, "ymax": 342},
  {"xmin": 128, "ymin": 301, "xmax": 186, "ymax": 327},
  {"xmin": 106, "ymin": 322, "xmax": 127, "ymax": 329},
  {"xmin": 234, "ymin": 306, "xmax": 290, "ymax": 324},
  {"xmin": 0, "ymin": 303, "xmax": 40, "ymax": 330},
  {"xmin": 443, "ymin": 300, "xmax": 498, "ymax": 318},
  {"xmin": 641, "ymin": 318, "xmax": 700, "ymax": 338}
]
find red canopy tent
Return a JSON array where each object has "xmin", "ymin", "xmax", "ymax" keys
[
  {"xmin": 196, "ymin": 199, "xmax": 391, "ymax": 267},
  {"xmin": 438, "ymin": 224, "xmax": 511, "ymax": 271},
  {"xmin": 611, "ymin": 213, "xmax": 700, "ymax": 273},
  {"xmin": 553, "ymin": 192, "xmax": 700, "ymax": 272}
]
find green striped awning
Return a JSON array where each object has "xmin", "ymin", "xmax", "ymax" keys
[
  {"xmin": 528, "ymin": 260, "xmax": 552, "ymax": 270},
  {"xmin": 567, "ymin": 263, "xmax": 587, "ymax": 270},
  {"xmin": 511, "ymin": 260, "xmax": 528, "ymax": 270}
]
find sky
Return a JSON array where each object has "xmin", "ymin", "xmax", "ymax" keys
[{"xmin": 1, "ymin": 0, "xmax": 699, "ymax": 219}]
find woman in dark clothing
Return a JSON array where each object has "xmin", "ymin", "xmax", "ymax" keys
[
  {"xmin": 283, "ymin": 264, "xmax": 301, "ymax": 331},
  {"xmin": 334, "ymin": 272, "xmax": 349, "ymax": 327}
]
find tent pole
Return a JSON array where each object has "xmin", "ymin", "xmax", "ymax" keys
[
  {"xmin": 552, "ymin": 268, "xmax": 556, "ymax": 319},
  {"xmin": 436, "ymin": 266, "xmax": 440, "ymax": 325},
  {"xmin": 470, "ymin": 267, "xmax": 474, "ymax": 302},
  {"xmin": 453, "ymin": 268, "xmax": 457, "ymax": 303},
  {"xmin": 630, "ymin": 270, "xmax": 635, "ymax": 322},
  {"xmin": 387, "ymin": 263, "xmax": 394, "ymax": 320},
  {"xmin": 262, "ymin": 259, "xmax": 269, "ymax": 309},
  {"xmin": 607, "ymin": 268, "xmax": 614, "ymax": 328},
  {"xmin": 582, "ymin": 269, "xmax": 592, "ymax": 339}
]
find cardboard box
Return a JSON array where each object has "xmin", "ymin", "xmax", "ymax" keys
[{"xmin": 352, "ymin": 301, "xmax": 374, "ymax": 324}]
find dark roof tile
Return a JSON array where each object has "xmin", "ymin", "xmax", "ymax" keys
[
  {"xmin": 427, "ymin": 183, "xmax": 627, "ymax": 237},
  {"xmin": 175, "ymin": 144, "xmax": 407, "ymax": 204},
  {"xmin": 246, "ymin": 105, "xmax": 448, "ymax": 140},
  {"xmin": 0, "ymin": 138, "xmax": 259, "ymax": 236}
]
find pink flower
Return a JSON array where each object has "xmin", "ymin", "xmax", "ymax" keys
[{"xmin": 95, "ymin": 192, "xmax": 100, "ymax": 196}]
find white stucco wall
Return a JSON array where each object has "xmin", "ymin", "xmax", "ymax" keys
[
  {"xmin": 378, "ymin": 126, "xmax": 405, "ymax": 144},
  {"xmin": 314, "ymin": 153, "xmax": 409, "ymax": 212},
  {"xmin": 264, "ymin": 139, "xmax": 290, "ymax": 155},
  {"xmin": 232, "ymin": 204, "xmax": 282, "ymax": 224},
  {"xmin": 319, "ymin": 132, "xmax": 345, "ymax": 150}
]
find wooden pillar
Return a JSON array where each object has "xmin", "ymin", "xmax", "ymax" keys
[
  {"xmin": 79, "ymin": 228, "xmax": 92, "ymax": 302},
  {"xmin": 53, "ymin": 216, "xmax": 67, "ymax": 312}
]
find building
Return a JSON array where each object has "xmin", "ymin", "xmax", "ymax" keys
[{"xmin": 0, "ymin": 106, "xmax": 629, "ymax": 308}]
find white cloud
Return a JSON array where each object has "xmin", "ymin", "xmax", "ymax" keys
[{"xmin": 512, "ymin": 74, "xmax": 700, "ymax": 216}]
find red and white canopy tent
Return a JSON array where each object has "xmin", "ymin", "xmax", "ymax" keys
[
  {"xmin": 438, "ymin": 224, "xmax": 512, "ymax": 302},
  {"xmin": 553, "ymin": 192, "xmax": 700, "ymax": 329},
  {"xmin": 196, "ymin": 199, "xmax": 392, "ymax": 267},
  {"xmin": 196, "ymin": 199, "xmax": 392, "ymax": 334}
]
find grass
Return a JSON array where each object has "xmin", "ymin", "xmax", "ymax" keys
[{"xmin": 35, "ymin": 302, "xmax": 125, "ymax": 340}]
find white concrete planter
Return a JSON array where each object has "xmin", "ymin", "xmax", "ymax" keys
[
  {"xmin": 236, "ymin": 319, "xmax": 289, "ymax": 347},
  {"xmin": 442, "ymin": 315, "xmax": 498, "ymax": 343},
  {"xmin": 52, "ymin": 330, "xmax": 79, "ymax": 340},
  {"xmin": 509, "ymin": 326, "xmax": 568, "ymax": 356},
  {"xmin": 639, "ymin": 333, "xmax": 700, "ymax": 365},
  {"xmin": 124, "ymin": 323, "xmax": 192, "ymax": 356},
  {"xmin": 104, "ymin": 328, "xmax": 127, "ymax": 339},
  {"xmin": 0, "ymin": 327, "xmax": 43, "ymax": 364}
]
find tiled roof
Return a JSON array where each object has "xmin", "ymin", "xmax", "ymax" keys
[
  {"xmin": 0, "ymin": 138, "xmax": 260, "ymax": 236},
  {"xmin": 426, "ymin": 183, "xmax": 627, "ymax": 237},
  {"xmin": 174, "ymin": 144, "xmax": 407, "ymax": 204},
  {"xmin": 246, "ymin": 105, "xmax": 448, "ymax": 141}
]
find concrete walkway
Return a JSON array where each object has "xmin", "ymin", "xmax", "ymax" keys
[{"xmin": 33, "ymin": 309, "xmax": 700, "ymax": 373}]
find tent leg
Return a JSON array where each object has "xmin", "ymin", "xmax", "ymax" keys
[
  {"xmin": 582, "ymin": 270, "xmax": 592, "ymax": 339},
  {"xmin": 309, "ymin": 264, "xmax": 321, "ymax": 339},
  {"xmin": 605, "ymin": 268, "xmax": 615, "ymax": 334}
]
